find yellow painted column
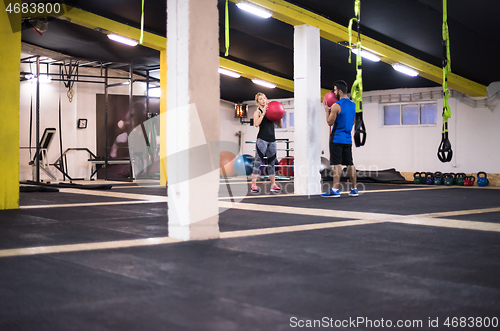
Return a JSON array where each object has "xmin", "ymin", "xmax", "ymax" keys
[
  {"xmin": 0, "ymin": 2, "xmax": 21, "ymax": 209},
  {"xmin": 160, "ymin": 50, "xmax": 168, "ymax": 186}
]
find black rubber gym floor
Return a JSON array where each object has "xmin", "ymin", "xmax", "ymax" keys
[{"xmin": 0, "ymin": 181, "xmax": 499, "ymax": 330}]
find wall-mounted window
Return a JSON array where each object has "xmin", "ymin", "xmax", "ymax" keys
[
  {"xmin": 276, "ymin": 110, "xmax": 294, "ymax": 131},
  {"xmin": 383, "ymin": 103, "xmax": 437, "ymax": 126}
]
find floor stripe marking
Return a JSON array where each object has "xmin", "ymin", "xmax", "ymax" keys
[
  {"xmin": 392, "ymin": 216, "xmax": 500, "ymax": 233},
  {"xmin": 218, "ymin": 201, "xmax": 395, "ymax": 221},
  {"xmin": 0, "ymin": 237, "xmax": 181, "ymax": 258},
  {"xmin": 417, "ymin": 207, "xmax": 500, "ymax": 218},
  {"xmin": 0, "ymin": 220, "xmax": 382, "ymax": 258},
  {"xmin": 2, "ymin": 213, "xmax": 498, "ymax": 258},
  {"xmin": 220, "ymin": 219, "xmax": 386, "ymax": 239},
  {"xmin": 57, "ymin": 188, "xmax": 168, "ymax": 201},
  {"xmin": 19, "ymin": 200, "xmax": 166, "ymax": 210}
]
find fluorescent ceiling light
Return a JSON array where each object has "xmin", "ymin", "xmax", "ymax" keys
[
  {"xmin": 218, "ymin": 68, "xmax": 241, "ymax": 78},
  {"xmin": 148, "ymin": 87, "xmax": 161, "ymax": 98},
  {"xmin": 392, "ymin": 63, "xmax": 418, "ymax": 77},
  {"xmin": 107, "ymin": 34, "xmax": 138, "ymax": 47},
  {"xmin": 251, "ymin": 78, "xmax": 276, "ymax": 89},
  {"xmin": 351, "ymin": 48, "xmax": 381, "ymax": 62},
  {"xmin": 236, "ymin": 2, "xmax": 272, "ymax": 18}
]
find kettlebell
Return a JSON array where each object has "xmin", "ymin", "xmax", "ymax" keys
[
  {"xmin": 464, "ymin": 176, "xmax": 475, "ymax": 186},
  {"xmin": 425, "ymin": 172, "xmax": 434, "ymax": 185},
  {"xmin": 443, "ymin": 173, "xmax": 453, "ymax": 186},
  {"xmin": 419, "ymin": 172, "xmax": 427, "ymax": 184},
  {"xmin": 477, "ymin": 172, "xmax": 489, "ymax": 187},
  {"xmin": 413, "ymin": 172, "xmax": 421, "ymax": 184},
  {"xmin": 456, "ymin": 173, "xmax": 466, "ymax": 186},
  {"xmin": 449, "ymin": 172, "xmax": 456, "ymax": 185},
  {"xmin": 434, "ymin": 171, "xmax": 442, "ymax": 185}
]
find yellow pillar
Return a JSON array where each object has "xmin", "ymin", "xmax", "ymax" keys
[
  {"xmin": 0, "ymin": 2, "xmax": 21, "ymax": 209},
  {"xmin": 160, "ymin": 50, "xmax": 168, "ymax": 186}
]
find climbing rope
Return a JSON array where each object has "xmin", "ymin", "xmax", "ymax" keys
[
  {"xmin": 437, "ymin": 0, "xmax": 453, "ymax": 162},
  {"xmin": 348, "ymin": 0, "xmax": 366, "ymax": 147}
]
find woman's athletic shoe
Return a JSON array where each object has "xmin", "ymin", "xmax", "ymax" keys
[
  {"xmin": 270, "ymin": 184, "xmax": 281, "ymax": 193},
  {"xmin": 251, "ymin": 185, "xmax": 260, "ymax": 194}
]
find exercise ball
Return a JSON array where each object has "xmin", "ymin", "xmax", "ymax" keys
[
  {"xmin": 242, "ymin": 154, "xmax": 254, "ymax": 175},
  {"xmin": 278, "ymin": 156, "xmax": 294, "ymax": 177},
  {"xmin": 265, "ymin": 101, "xmax": 285, "ymax": 121},
  {"xmin": 220, "ymin": 151, "xmax": 236, "ymax": 177},
  {"xmin": 234, "ymin": 154, "xmax": 253, "ymax": 176},
  {"xmin": 323, "ymin": 91, "xmax": 338, "ymax": 107}
]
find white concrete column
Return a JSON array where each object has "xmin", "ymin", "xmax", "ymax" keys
[
  {"xmin": 166, "ymin": 0, "xmax": 220, "ymax": 240},
  {"xmin": 294, "ymin": 25, "xmax": 322, "ymax": 195}
]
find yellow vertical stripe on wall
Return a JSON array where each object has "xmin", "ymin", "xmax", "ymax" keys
[
  {"xmin": 160, "ymin": 50, "xmax": 168, "ymax": 186},
  {"xmin": 0, "ymin": 2, "xmax": 21, "ymax": 209}
]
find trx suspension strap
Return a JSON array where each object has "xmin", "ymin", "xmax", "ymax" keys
[
  {"xmin": 225, "ymin": 0, "xmax": 229, "ymax": 56},
  {"xmin": 348, "ymin": 0, "xmax": 366, "ymax": 147},
  {"xmin": 140, "ymin": 0, "xmax": 145, "ymax": 45},
  {"xmin": 438, "ymin": 0, "xmax": 453, "ymax": 162}
]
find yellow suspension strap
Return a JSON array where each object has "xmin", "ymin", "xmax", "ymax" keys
[
  {"xmin": 140, "ymin": 0, "xmax": 145, "ymax": 45},
  {"xmin": 225, "ymin": 0, "xmax": 230, "ymax": 56},
  {"xmin": 348, "ymin": 0, "xmax": 366, "ymax": 147},
  {"xmin": 437, "ymin": 0, "xmax": 453, "ymax": 162}
]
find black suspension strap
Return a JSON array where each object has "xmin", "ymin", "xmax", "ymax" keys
[
  {"xmin": 29, "ymin": 81, "xmax": 33, "ymax": 160},
  {"xmin": 348, "ymin": 0, "xmax": 366, "ymax": 147},
  {"xmin": 62, "ymin": 60, "xmax": 78, "ymax": 102},
  {"xmin": 58, "ymin": 71, "xmax": 66, "ymax": 181},
  {"xmin": 437, "ymin": 0, "xmax": 453, "ymax": 162}
]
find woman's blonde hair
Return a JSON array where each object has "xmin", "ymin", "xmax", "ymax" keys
[{"xmin": 255, "ymin": 92, "xmax": 266, "ymax": 105}]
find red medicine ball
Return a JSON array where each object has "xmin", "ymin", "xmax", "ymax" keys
[
  {"xmin": 323, "ymin": 91, "xmax": 338, "ymax": 107},
  {"xmin": 265, "ymin": 101, "xmax": 285, "ymax": 122}
]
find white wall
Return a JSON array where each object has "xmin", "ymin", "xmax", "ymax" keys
[{"xmin": 352, "ymin": 87, "xmax": 500, "ymax": 174}]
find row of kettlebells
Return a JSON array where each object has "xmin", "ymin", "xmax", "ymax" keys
[{"xmin": 413, "ymin": 171, "xmax": 489, "ymax": 186}]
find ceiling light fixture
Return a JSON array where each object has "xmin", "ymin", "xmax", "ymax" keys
[
  {"xmin": 351, "ymin": 49, "xmax": 381, "ymax": 62},
  {"xmin": 236, "ymin": 2, "xmax": 272, "ymax": 19},
  {"xmin": 251, "ymin": 78, "xmax": 276, "ymax": 89},
  {"xmin": 392, "ymin": 63, "xmax": 418, "ymax": 77},
  {"xmin": 107, "ymin": 34, "xmax": 138, "ymax": 47},
  {"xmin": 218, "ymin": 68, "xmax": 241, "ymax": 78}
]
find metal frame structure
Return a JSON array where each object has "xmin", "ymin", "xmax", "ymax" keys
[{"xmin": 20, "ymin": 55, "xmax": 160, "ymax": 182}]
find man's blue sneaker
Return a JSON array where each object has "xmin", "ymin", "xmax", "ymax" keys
[
  {"xmin": 321, "ymin": 188, "xmax": 340, "ymax": 198},
  {"xmin": 349, "ymin": 188, "xmax": 359, "ymax": 197}
]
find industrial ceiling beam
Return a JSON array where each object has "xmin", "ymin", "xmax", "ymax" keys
[
  {"xmin": 60, "ymin": 6, "xmax": 324, "ymax": 98},
  {"xmin": 60, "ymin": 6, "xmax": 166, "ymax": 51},
  {"xmin": 231, "ymin": 0, "xmax": 487, "ymax": 97}
]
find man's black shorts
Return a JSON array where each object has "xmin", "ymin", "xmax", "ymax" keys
[{"xmin": 329, "ymin": 142, "xmax": 353, "ymax": 166}]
